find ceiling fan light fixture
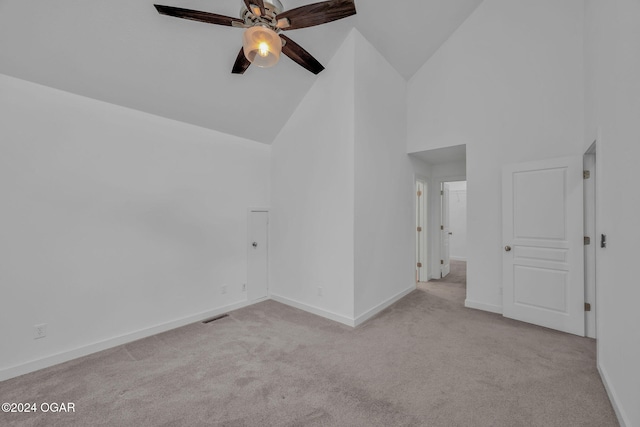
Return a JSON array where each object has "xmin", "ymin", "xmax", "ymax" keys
[
  {"xmin": 155, "ymin": 0, "xmax": 357, "ymax": 75},
  {"xmin": 242, "ymin": 26, "xmax": 281, "ymax": 68}
]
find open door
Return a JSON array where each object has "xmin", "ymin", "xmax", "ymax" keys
[
  {"xmin": 502, "ymin": 156, "xmax": 584, "ymax": 336},
  {"xmin": 440, "ymin": 183, "xmax": 451, "ymax": 278}
]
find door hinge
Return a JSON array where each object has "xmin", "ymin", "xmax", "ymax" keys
[
  {"xmin": 583, "ymin": 170, "xmax": 591, "ymax": 179},
  {"xmin": 584, "ymin": 236, "xmax": 591, "ymax": 245},
  {"xmin": 440, "ymin": 260, "xmax": 444, "ymax": 265},
  {"xmin": 440, "ymin": 225, "xmax": 444, "ymax": 230},
  {"xmin": 441, "ymin": 190, "xmax": 444, "ymax": 196},
  {"xmin": 417, "ymin": 262, "xmax": 423, "ymax": 268},
  {"xmin": 417, "ymin": 226, "xmax": 422, "ymax": 232},
  {"xmin": 585, "ymin": 302, "xmax": 592, "ymax": 312}
]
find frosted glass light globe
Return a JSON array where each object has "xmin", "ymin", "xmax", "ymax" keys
[{"xmin": 243, "ymin": 26, "xmax": 282, "ymax": 68}]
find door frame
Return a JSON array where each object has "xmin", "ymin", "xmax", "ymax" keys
[
  {"xmin": 441, "ymin": 182, "xmax": 451, "ymax": 278},
  {"xmin": 247, "ymin": 208, "xmax": 270, "ymax": 302},
  {"xmin": 415, "ymin": 175, "xmax": 429, "ymax": 282},
  {"xmin": 584, "ymin": 142, "xmax": 597, "ymax": 338}
]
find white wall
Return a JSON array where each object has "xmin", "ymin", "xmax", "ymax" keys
[
  {"xmin": 447, "ymin": 181, "xmax": 467, "ymax": 261},
  {"xmin": 408, "ymin": 0, "xmax": 585, "ymax": 312},
  {"xmin": 270, "ymin": 33, "xmax": 356, "ymax": 324},
  {"xmin": 353, "ymin": 31, "xmax": 414, "ymax": 321},
  {"xmin": 410, "ymin": 157, "xmax": 432, "ymax": 179},
  {"xmin": 585, "ymin": 1, "xmax": 640, "ymax": 425},
  {"xmin": 0, "ymin": 74, "xmax": 270, "ymax": 380},
  {"xmin": 271, "ymin": 29, "xmax": 421, "ymax": 326}
]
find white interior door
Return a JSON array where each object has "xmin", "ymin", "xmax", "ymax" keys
[
  {"xmin": 248, "ymin": 211, "xmax": 268, "ymax": 301},
  {"xmin": 502, "ymin": 156, "xmax": 584, "ymax": 336},
  {"xmin": 441, "ymin": 183, "xmax": 451, "ymax": 278}
]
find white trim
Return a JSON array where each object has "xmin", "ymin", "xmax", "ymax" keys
[
  {"xmin": 269, "ymin": 294, "xmax": 355, "ymax": 327},
  {"xmin": 0, "ymin": 299, "xmax": 260, "ymax": 382},
  {"xmin": 464, "ymin": 299, "xmax": 503, "ymax": 314},
  {"xmin": 354, "ymin": 286, "xmax": 415, "ymax": 327},
  {"xmin": 415, "ymin": 175, "xmax": 429, "ymax": 282},
  {"xmin": 450, "ymin": 256, "xmax": 467, "ymax": 261},
  {"xmin": 598, "ymin": 363, "xmax": 629, "ymax": 427},
  {"xmin": 583, "ymin": 150, "xmax": 597, "ymax": 339}
]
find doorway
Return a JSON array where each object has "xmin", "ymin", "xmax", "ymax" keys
[
  {"xmin": 424, "ymin": 177, "xmax": 468, "ymax": 306},
  {"xmin": 408, "ymin": 144, "xmax": 467, "ymax": 286},
  {"xmin": 440, "ymin": 180, "xmax": 467, "ymax": 281}
]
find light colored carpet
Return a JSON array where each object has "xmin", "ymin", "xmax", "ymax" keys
[
  {"xmin": 0, "ymin": 275, "xmax": 617, "ymax": 426},
  {"xmin": 429, "ymin": 259, "xmax": 467, "ymax": 284}
]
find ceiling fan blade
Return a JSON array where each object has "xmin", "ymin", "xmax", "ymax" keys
[
  {"xmin": 232, "ymin": 48, "xmax": 251, "ymax": 74},
  {"xmin": 280, "ymin": 35, "xmax": 325, "ymax": 75},
  {"xmin": 276, "ymin": 0, "xmax": 356, "ymax": 31},
  {"xmin": 154, "ymin": 5, "xmax": 243, "ymax": 27},
  {"xmin": 243, "ymin": 0, "xmax": 266, "ymax": 17}
]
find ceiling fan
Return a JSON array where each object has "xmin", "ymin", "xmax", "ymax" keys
[{"xmin": 154, "ymin": 0, "xmax": 357, "ymax": 75}]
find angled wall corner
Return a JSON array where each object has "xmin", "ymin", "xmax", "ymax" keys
[
  {"xmin": 270, "ymin": 29, "xmax": 418, "ymax": 325},
  {"xmin": 352, "ymin": 30, "xmax": 415, "ymax": 322},
  {"xmin": 270, "ymin": 30, "xmax": 357, "ymax": 323}
]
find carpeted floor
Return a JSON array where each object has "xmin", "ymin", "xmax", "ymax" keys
[
  {"xmin": 0, "ymin": 269, "xmax": 617, "ymax": 426},
  {"xmin": 428, "ymin": 259, "xmax": 467, "ymax": 284}
]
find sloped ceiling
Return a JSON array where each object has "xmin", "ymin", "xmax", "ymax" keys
[
  {"xmin": 353, "ymin": 0, "xmax": 483, "ymax": 80},
  {"xmin": 0, "ymin": 0, "xmax": 482, "ymax": 144}
]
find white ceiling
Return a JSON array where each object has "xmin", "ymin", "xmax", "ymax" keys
[
  {"xmin": 353, "ymin": 0, "xmax": 483, "ymax": 80},
  {"xmin": 0, "ymin": 0, "xmax": 482, "ymax": 144}
]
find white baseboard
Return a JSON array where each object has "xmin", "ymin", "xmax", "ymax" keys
[
  {"xmin": 269, "ymin": 294, "xmax": 355, "ymax": 327},
  {"xmin": 354, "ymin": 286, "xmax": 415, "ymax": 327},
  {"xmin": 450, "ymin": 256, "xmax": 467, "ymax": 262},
  {"xmin": 464, "ymin": 299, "xmax": 503, "ymax": 314},
  {"xmin": 598, "ymin": 363, "xmax": 630, "ymax": 427},
  {"xmin": 0, "ymin": 299, "xmax": 259, "ymax": 382}
]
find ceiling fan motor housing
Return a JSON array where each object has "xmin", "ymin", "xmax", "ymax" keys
[{"xmin": 241, "ymin": 1, "xmax": 285, "ymax": 30}]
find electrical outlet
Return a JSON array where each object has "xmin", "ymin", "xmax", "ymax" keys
[
  {"xmin": 221, "ymin": 285, "xmax": 227, "ymax": 295},
  {"xmin": 34, "ymin": 324, "xmax": 47, "ymax": 340},
  {"xmin": 317, "ymin": 287, "xmax": 323, "ymax": 297},
  {"xmin": 242, "ymin": 283, "xmax": 246, "ymax": 293}
]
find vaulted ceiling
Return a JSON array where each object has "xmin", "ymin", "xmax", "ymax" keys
[{"xmin": 0, "ymin": 0, "xmax": 483, "ymax": 144}]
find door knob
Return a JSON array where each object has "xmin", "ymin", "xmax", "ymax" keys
[
  {"xmin": 252, "ymin": 242, "xmax": 258, "ymax": 248},
  {"xmin": 505, "ymin": 245, "xmax": 512, "ymax": 252}
]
